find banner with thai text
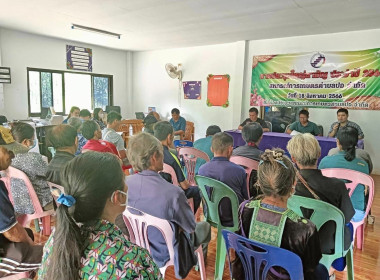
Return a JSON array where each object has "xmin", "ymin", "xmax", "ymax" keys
[{"xmin": 250, "ymin": 48, "xmax": 380, "ymax": 110}]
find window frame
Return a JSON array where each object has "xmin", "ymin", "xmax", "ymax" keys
[{"xmin": 27, "ymin": 67, "xmax": 113, "ymax": 117}]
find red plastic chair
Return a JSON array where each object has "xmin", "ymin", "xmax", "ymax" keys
[
  {"xmin": 1, "ymin": 167, "xmax": 54, "ymax": 236},
  {"xmin": 178, "ymin": 147, "xmax": 210, "ymax": 185},
  {"xmin": 229, "ymin": 156, "xmax": 259, "ymax": 198},
  {"xmin": 321, "ymin": 168, "xmax": 375, "ymax": 250},
  {"xmin": 123, "ymin": 206, "xmax": 206, "ymax": 279}
]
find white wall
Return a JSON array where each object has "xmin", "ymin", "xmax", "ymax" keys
[
  {"xmin": 132, "ymin": 42, "xmax": 246, "ymax": 140},
  {"xmin": 244, "ymin": 29, "xmax": 380, "ymax": 174},
  {"xmin": 0, "ymin": 28, "xmax": 132, "ymax": 120}
]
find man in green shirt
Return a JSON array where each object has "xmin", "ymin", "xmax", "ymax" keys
[{"xmin": 286, "ymin": 109, "xmax": 321, "ymax": 136}]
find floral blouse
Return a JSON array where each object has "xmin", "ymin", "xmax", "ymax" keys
[{"xmin": 38, "ymin": 219, "xmax": 162, "ymax": 280}]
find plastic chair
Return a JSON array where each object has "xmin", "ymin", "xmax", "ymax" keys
[
  {"xmin": 178, "ymin": 147, "xmax": 210, "ymax": 185},
  {"xmin": 184, "ymin": 121, "xmax": 195, "ymax": 142},
  {"xmin": 174, "ymin": 139, "xmax": 193, "ymax": 148},
  {"xmin": 194, "ymin": 175, "xmax": 240, "ymax": 280},
  {"xmin": 1, "ymin": 167, "xmax": 54, "ymax": 236},
  {"xmin": 265, "ymin": 121, "xmax": 272, "ymax": 132},
  {"xmin": 222, "ymin": 229, "xmax": 304, "ymax": 280},
  {"xmin": 288, "ymin": 195, "xmax": 354, "ymax": 279},
  {"xmin": 162, "ymin": 163, "xmax": 194, "ymax": 213},
  {"xmin": 123, "ymin": 206, "xmax": 206, "ymax": 279},
  {"xmin": 229, "ymin": 156, "xmax": 259, "ymax": 198},
  {"xmin": 321, "ymin": 168, "xmax": 374, "ymax": 250},
  {"xmin": 1, "ymin": 272, "xmax": 30, "ymax": 280}
]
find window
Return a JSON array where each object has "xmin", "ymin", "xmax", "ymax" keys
[{"xmin": 27, "ymin": 68, "xmax": 113, "ymax": 117}]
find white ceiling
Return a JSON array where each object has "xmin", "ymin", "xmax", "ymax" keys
[{"xmin": 1, "ymin": 0, "xmax": 380, "ymax": 51}]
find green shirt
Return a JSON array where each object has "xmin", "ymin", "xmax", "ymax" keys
[{"xmin": 289, "ymin": 121, "xmax": 320, "ymax": 136}]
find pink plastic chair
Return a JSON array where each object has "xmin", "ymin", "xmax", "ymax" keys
[
  {"xmin": 1, "ymin": 166, "xmax": 54, "ymax": 236},
  {"xmin": 1, "ymin": 272, "xmax": 30, "ymax": 280},
  {"xmin": 162, "ymin": 163, "xmax": 194, "ymax": 212},
  {"xmin": 229, "ymin": 156, "xmax": 259, "ymax": 198},
  {"xmin": 321, "ymin": 168, "xmax": 374, "ymax": 250},
  {"xmin": 178, "ymin": 147, "xmax": 210, "ymax": 185},
  {"xmin": 123, "ymin": 206, "xmax": 206, "ymax": 279}
]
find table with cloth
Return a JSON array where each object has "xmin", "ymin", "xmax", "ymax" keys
[{"xmin": 225, "ymin": 130, "xmax": 364, "ymax": 163}]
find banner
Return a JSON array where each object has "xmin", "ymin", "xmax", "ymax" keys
[{"xmin": 251, "ymin": 48, "xmax": 380, "ymax": 110}]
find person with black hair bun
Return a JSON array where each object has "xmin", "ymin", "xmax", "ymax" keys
[
  {"xmin": 319, "ymin": 126, "xmax": 369, "ymax": 211},
  {"xmin": 234, "ymin": 148, "xmax": 328, "ymax": 280}
]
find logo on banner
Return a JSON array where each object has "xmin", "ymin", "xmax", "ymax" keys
[{"xmin": 310, "ymin": 52, "xmax": 326, "ymax": 68}]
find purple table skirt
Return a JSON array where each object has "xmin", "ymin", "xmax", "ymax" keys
[{"xmin": 225, "ymin": 130, "xmax": 364, "ymax": 163}]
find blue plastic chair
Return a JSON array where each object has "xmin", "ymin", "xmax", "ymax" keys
[
  {"xmin": 222, "ymin": 230, "xmax": 304, "ymax": 280},
  {"xmin": 174, "ymin": 139, "xmax": 193, "ymax": 148}
]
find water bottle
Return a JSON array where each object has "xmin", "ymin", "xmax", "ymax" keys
[{"xmin": 129, "ymin": 125, "xmax": 133, "ymax": 136}]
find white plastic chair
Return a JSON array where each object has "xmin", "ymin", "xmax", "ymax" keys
[
  {"xmin": 123, "ymin": 207, "xmax": 206, "ymax": 279},
  {"xmin": 1, "ymin": 166, "xmax": 54, "ymax": 235}
]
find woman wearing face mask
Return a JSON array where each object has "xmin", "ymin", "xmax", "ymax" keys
[
  {"xmin": 38, "ymin": 152, "xmax": 162, "ymax": 280},
  {"xmin": 93, "ymin": 107, "xmax": 106, "ymax": 130},
  {"xmin": 5, "ymin": 122, "xmax": 54, "ymax": 214}
]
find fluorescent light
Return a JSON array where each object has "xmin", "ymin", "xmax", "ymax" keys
[{"xmin": 71, "ymin": 24, "xmax": 121, "ymax": 39}]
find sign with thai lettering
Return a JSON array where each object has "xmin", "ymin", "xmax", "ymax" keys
[{"xmin": 250, "ymin": 48, "xmax": 380, "ymax": 110}]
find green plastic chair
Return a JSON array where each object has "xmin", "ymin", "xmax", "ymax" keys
[
  {"xmin": 194, "ymin": 175, "xmax": 240, "ymax": 280},
  {"xmin": 288, "ymin": 195, "xmax": 354, "ymax": 280}
]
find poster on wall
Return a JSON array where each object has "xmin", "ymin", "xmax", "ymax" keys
[
  {"xmin": 66, "ymin": 45, "xmax": 93, "ymax": 72},
  {"xmin": 183, "ymin": 81, "xmax": 201, "ymax": 99},
  {"xmin": 207, "ymin": 74, "xmax": 230, "ymax": 107},
  {"xmin": 251, "ymin": 48, "xmax": 380, "ymax": 110}
]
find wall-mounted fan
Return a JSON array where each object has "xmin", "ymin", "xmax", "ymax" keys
[{"xmin": 165, "ymin": 63, "xmax": 183, "ymax": 106}]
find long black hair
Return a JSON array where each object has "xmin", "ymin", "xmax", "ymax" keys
[
  {"xmin": 45, "ymin": 152, "xmax": 124, "ymax": 280},
  {"xmin": 93, "ymin": 108, "xmax": 103, "ymax": 121},
  {"xmin": 337, "ymin": 126, "xmax": 358, "ymax": 162}
]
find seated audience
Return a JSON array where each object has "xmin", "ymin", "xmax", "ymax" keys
[
  {"xmin": 46, "ymin": 125, "xmax": 77, "ymax": 185},
  {"xmin": 92, "ymin": 108, "xmax": 106, "ymax": 130},
  {"xmin": 169, "ymin": 108, "xmax": 186, "ymax": 140},
  {"xmin": 116, "ymin": 132, "xmax": 210, "ymax": 278},
  {"xmin": 143, "ymin": 114, "xmax": 158, "ymax": 135},
  {"xmin": 8, "ymin": 122, "xmax": 53, "ymax": 214},
  {"xmin": 62, "ymin": 106, "xmax": 80, "ymax": 124},
  {"xmin": 38, "ymin": 152, "xmax": 162, "ymax": 280},
  {"xmin": 287, "ymin": 133, "xmax": 355, "ymax": 254},
  {"xmin": 238, "ymin": 107, "xmax": 269, "ymax": 131},
  {"xmin": 102, "ymin": 111, "xmax": 127, "ymax": 162},
  {"xmin": 328, "ymin": 108, "xmax": 364, "ymax": 139},
  {"xmin": 0, "ymin": 147, "xmax": 43, "ymax": 278},
  {"xmin": 193, "ymin": 125, "xmax": 221, "ymax": 173},
  {"xmin": 198, "ymin": 132, "xmax": 248, "ymax": 226},
  {"xmin": 148, "ymin": 111, "xmax": 161, "ymax": 121},
  {"xmin": 79, "ymin": 109, "xmax": 91, "ymax": 121},
  {"xmin": 319, "ymin": 127, "xmax": 369, "ymax": 211},
  {"xmin": 235, "ymin": 149, "xmax": 327, "ymax": 280},
  {"xmin": 81, "ymin": 120, "xmax": 118, "ymax": 156},
  {"xmin": 286, "ymin": 109, "xmax": 321, "ymax": 136},
  {"xmin": 232, "ymin": 122, "xmax": 263, "ymax": 161},
  {"xmin": 154, "ymin": 121, "xmax": 201, "ymax": 212},
  {"xmin": 0, "ymin": 125, "xmax": 29, "ymax": 154},
  {"xmin": 68, "ymin": 117, "xmax": 87, "ymax": 156},
  {"xmin": 328, "ymin": 145, "xmax": 372, "ymax": 173}
]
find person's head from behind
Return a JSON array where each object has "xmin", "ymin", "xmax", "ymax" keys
[
  {"xmin": 69, "ymin": 106, "xmax": 80, "ymax": 118},
  {"xmin": 68, "ymin": 117, "xmax": 82, "ymax": 133},
  {"xmin": 128, "ymin": 132, "xmax": 164, "ymax": 173},
  {"xmin": 93, "ymin": 108, "xmax": 104, "ymax": 121},
  {"xmin": 337, "ymin": 108, "xmax": 349, "ymax": 124},
  {"xmin": 337, "ymin": 126, "xmax": 358, "ymax": 162},
  {"xmin": 143, "ymin": 115, "xmax": 158, "ymax": 134},
  {"xmin": 206, "ymin": 125, "xmax": 221, "ymax": 137},
  {"xmin": 211, "ymin": 132, "xmax": 234, "ymax": 158},
  {"xmin": 299, "ymin": 109, "xmax": 309, "ymax": 125},
  {"xmin": 257, "ymin": 148, "xmax": 296, "ymax": 199},
  {"xmin": 79, "ymin": 109, "xmax": 91, "ymax": 121},
  {"xmin": 82, "ymin": 120, "xmax": 101, "ymax": 140},
  {"xmin": 10, "ymin": 122, "xmax": 36, "ymax": 149},
  {"xmin": 106, "ymin": 111, "xmax": 122, "ymax": 130},
  {"xmin": 48, "ymin": 124, "xmax": 77, "ymax": 153},
  {"xmin": 148, "ymin": 111, "xmax": 160, "ymax": 121},
  {"xmin": 287, "ymin": 133, "xmax": 321, "ymax": 169},
  {"xmin": 249, "ymin": 107, "xmax": 259, "ymax": 122},
  {"xmin": 45, "ymin": 152, "xmax": 126, "ymax": 280},
  {"xmin": 242, "ymin": 122, "xmax": 263, "ymax": 145},
  {"xmin": 171, "ymin": 108, "xmax": 180, "ymax": 121},
  {"xmin": 154, "ymin": 121, "xmax": 174, "ymax": 147}
]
